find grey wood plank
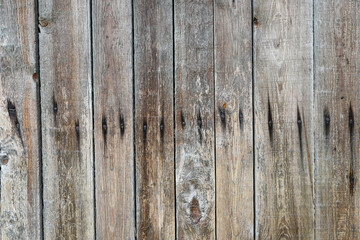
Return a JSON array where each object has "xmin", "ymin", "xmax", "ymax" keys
[
  {"xmin": 134, "ymin": 0, "xmax": 175, "ymax": 239},
  {"xmin": 254, "ymin": 0, "xmax": 314, "ymax": 238},
  {"xmin": 0, "ymin": 0, "xmax": 41, "ymax": 238},
  {"xmin": 314, "ymin": 0, "xmax": 360, "ymax": 238},
  {"xmin": 175, "ymin": 0, "xmax": 215, "ymax": 238},
  {"xmin": 39, "ymin": 0, "xmax": 94, "ymax": 238},
  {"xmin": 92, "ymin": 0, "xmax": 135, "ymax": 239},
  {"xmin": 214, "ymin": 0, "xmax": 253, "ymax": 238}
]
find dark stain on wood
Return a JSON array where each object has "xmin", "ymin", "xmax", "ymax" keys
[
  {"xmin": 75, "ymin": 120, "xmax": 81, "ymax": 161},
  {"xmin": 119, "ymin": 113, "xmax": 125, "ymax": 136},
  {"xmin": 297, "ymin": 106, "xmax": 303, "ymax": 159},
  {"xmin": 349, "ymin": 104, "xmax": 354, "ymax": 136},
  {"xmin": 267, "ymin": 100, "xmax": 273, "ymax": 143},
  {"xmin": 190, "ymin": 197, "xmax": 201, "ymax": 224},
  {"xmin": 324, "ymin": 107, "xmax": 330, "ymax": 138},
  {"xmin": 349, "ymin": 168, "xmax": 355, "ymax": 197},
  {"xmin": 181, "ymin": 110, "xmax": 186, "ymax": 129},
  {"xmin": 239, "ymin": 108, "xmax": 244, "ymax": 130},
  {"xmin": 197, "ymin": 111, "xmax": 203, "ymax": 143},
  {"xmin": 253, "ymin": 16, "xmax": 260, "ymax": 28},
  {"xmin": 160, "ymin": 117, "xmax": 165, "ymax": 138},
  {"xmin": 140, "ymin": 125, "xmax": 151, "ymax": 239},
  {"xmin": 219, "ymin": 106, "xmax": 226, "ymax": 130},
  {"xmin": 143, "ymin": 119, "xmax": 147, "ymax": 141},
  {"xmin": 102, "ymin": 116, "xmax": 107, "ymax": 145},
  {"xmin": 7, "ymin": 100, "xmax": 23, "ymax": 145},
  {"xmin": 349, "ymin": 104, "xmax": 355, "ymax": 196},
  {"xmin": 32, "ymin": 73, "xmax": 37, "ymax": 82},
  {"xmin": 53, "ymin": 95, "xmax": 58, "ymax": 115},
  {"xmin": 75, "ymin": 120, "xmax": 80, "ymax": 143}
]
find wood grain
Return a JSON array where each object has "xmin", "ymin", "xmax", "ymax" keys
[
  {"xmin": 93, "ymin": 0, "xmax": 135, "ymax": 239},
  {"xmin": 134, "ymin": 0, "xmax": 175, "ymax": 239},
  {"xmin": 175, "ymin": 0, "xmax": 215, "ymax": 238},
  {"xmin": 39, "ymin": 0, "xmax": 94, "ymax": 239},
  {"xmin": 314, "ymin": 0, "xmax": 360, "ymax": 238},
  {"xmin": 3, "ymin": 2, "xmax": 360, "ymax": 238},
  {"xmin": 214, "ymin": 0, "xmax": 253, "ymax": 239},
  {"xmin": 254, "ymin": 0, "xmax": 314, "ymax": 239},
  {"xmin": 0, "ymin": 0, "xmax": 41, "ymax": 238}
]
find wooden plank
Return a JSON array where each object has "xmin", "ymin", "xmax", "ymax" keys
[
  {"xmin": 92, "ymin": 0, "xmax": 135, "ymax": 239},
  {"xmin": 0, "ymin": 0, "xmax": 41, "ymax": 239},
  {"xmin": 214, "ymin": 0, "xmax": 253, "ymax": 238},
  {"xmin": 175, "ymin": 0, "xmax": 215, "ymax": 238},
  {"xmin": 39, "ymin": 0, "xmax": 94, "ymax": 239},
  {"xmin": 134, "ymin": 0, "xmax": 175, "ymax": 239},
  {"xmin": 254, "ymin": 0, "xmax": 314, "ymax": 239},
  {"xmin": 314, "ymin": 1, "xmax": 360, "ymax": 238}
]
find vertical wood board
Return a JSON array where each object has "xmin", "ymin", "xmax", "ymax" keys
[
  {"xmin": 314, "ymin": 0, "xmax": 360, "ymax": 238},
  {"xmin": 134, "ymin": 0, "xmax": 175, "ymax": 239},
  {"xmin": 39, "ymin": 0, "xmax": 94, "ymax": 238},
  {"xmin": 0, "ymin": 0, "xmax": 41, "ymax": 238},
  {"xmin": 93, "ymin": 0, "xmax": 135, "ymax": 239},
  {"xmin": 214, "ymin": 0, "xmax": 254, "ymax": 239},
  {"xmin": 254, "ymin": 0, "xmax": 314, "ymax": 239},
  {"xmin": 175, "ymin": 0, "xmax": 215, "ymax": 238}
]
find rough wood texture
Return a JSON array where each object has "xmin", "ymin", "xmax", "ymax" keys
[
  {"xmin": 214, "ymin": 0, "xmax": 253, "ymax": 239},
  {"xmin": 0, "ymin": 0, "xmax": 41, "ymax": 239},
  {"xmin": 5, "ymin": 1, "xmax": 360, "ymax": 238},
  {"xmin": 254, "ymin": 0, "xmax": 314, "ymax": 239},
  {"xmin": 175, "ymin": 0, "xmax": 215, "ymax": 238},
  {"xmin": 93, "ymin": 0, "xmax": 135, "ymax": 239},
  {"xmin": 314, "ymin": 0, "xmax": 360, "ymax": 239},
  {"xmin": 134, "ymin": 0, "xmax": 175, "ymax": 239},
  {"xmin": 39, "ymin": 0, "xmax": 94, "ymax": 239}
]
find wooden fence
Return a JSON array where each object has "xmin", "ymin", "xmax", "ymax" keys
[{"xmin": 1, "ymin": 0, "xmax": 359, "ymax": 239}]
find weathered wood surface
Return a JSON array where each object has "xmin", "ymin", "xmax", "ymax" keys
[
  {"xmin": 0, "ymin": 0, "xmax": 41, "ymax": 239},
  {"xmin": 134, "ymin": 0, "xmax": 175, "ymax": 239},
  {"xmin": 254, "ymin": 0, "xmax": 314, "ymax": 239},
  {"xmin": 175, "ymin": 0, "xmax": 215, "ymax": 238},
  {"xmin": 92, "ymin": 0, "xmax": 135, "ymax": 239},
  {"xmin": 314, "ymin": 0, "xmax": 360, "ymax": 239},
  {"xmin": 4, "ymin": 0, "xmax": 360, "ymax": 239},
  {"xmin": 39, "ymin": 0, "xmax": 94, "ymax": 239},
  {"xmin": 214, "ymin": 0, "xmax": 253, "ymax": 239}
]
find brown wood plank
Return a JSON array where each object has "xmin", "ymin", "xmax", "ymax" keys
[
  {"xmin": 134, "ymin": 0, "xmax": 175, "ymax": 239},
  {"xmin": 254, "ymin": 0, "xmax": 314, "ymax": 239},
  {"xmin": 0, "ymin": 0, "xmax": 41, "ymax": 238},
  {"xmin": 93, "ymin": 0, "xmax": 135, "ymax": 239},
  {"xmin": 175, "ymin": 0, "xmax": 215, "ymax": 238},
  {"xmin": 214, "ymin": 0, "xmax": 253, "ymax": 238},
  {"xmin": 314, "ymin": 1, "xmax": 360, "ymax": 238},
  {"xmin": 39, "ymin": 0, "xmax": 94, "ymax": 238}
]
